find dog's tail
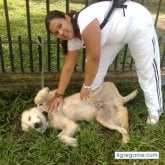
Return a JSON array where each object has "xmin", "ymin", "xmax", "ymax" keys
[{"xmin": 122, "ymin": 89, "xmax": 138, "ymax": 104}]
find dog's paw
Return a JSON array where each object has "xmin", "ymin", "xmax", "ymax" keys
[
  {"xmin": 67, "ymin": 138, "xmax": 78, "ymax": 147},
  {"xmin": 122, "ymin": 135, "xmax": 130, "ymax": 144},
  {"xmin": 58, "ymin": 134, "xmax": 78, "ymax": 147},
  {"xmin": 34, "ymin": 87, "xmax": 50, "ymax": 104}
]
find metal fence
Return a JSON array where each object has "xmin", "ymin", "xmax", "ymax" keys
[{"xmin": 0, "ymin": 0, "xmax": 165, "ymax": 88}]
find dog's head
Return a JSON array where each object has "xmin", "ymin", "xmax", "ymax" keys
[{"xmin": 21, "ymin": 107, "xmax": 49, "ymax": 133}]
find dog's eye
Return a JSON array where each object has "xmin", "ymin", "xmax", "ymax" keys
[{"xmin": 28, "ymin": 116, "xmax": 31, "ymax": 121}]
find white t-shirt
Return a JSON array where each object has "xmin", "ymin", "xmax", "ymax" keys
[
  {"xmin": 68, "ymin": 1, "xmax": 113, "ymax": 51},
  {"xmin": 68, "ymin": 1, "xmax": 154, "ymax": 51}
]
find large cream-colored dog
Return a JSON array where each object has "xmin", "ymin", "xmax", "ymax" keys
[{"xmin": 21, "ymin": 82, "xmax": 138, "ymax": 147}]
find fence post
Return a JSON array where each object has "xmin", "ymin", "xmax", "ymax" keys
[
  {"xmin": 37, "ymin": 37, "xmax": 45, "ymax": 89},
  {"xmin": 18, "ymin": 36, "xmax": 24, "ymax": 73},
  {"xmin": 66, "ymin": 0, "xmax": 69, "ymax": 13},
  {"xmin": 25, "ymin": 0, "xmax": 33, "ymax": 72},
  {"xmin": 46, "ymin": 0, "xmax": 51, "ymax": 72},
  {"xmin": 154, "ymin": 0, "xmax": 162, "ymax": 28},
  {"xmin": 0, "ymin": 37, "xmax": 5, "ymax": 73},
  {"xmin": 4, "ymin": 0, "xmax": 14, "ymax": 72}
]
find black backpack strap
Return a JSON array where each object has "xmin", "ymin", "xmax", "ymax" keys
[{"xmin": 100, "ymin": 0, "xmax": 128, "ymax": 29}]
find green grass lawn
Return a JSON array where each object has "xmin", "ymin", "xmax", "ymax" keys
[{"xmin": 0, "ymin": 83, "xmax": 164, "ymax": 165}]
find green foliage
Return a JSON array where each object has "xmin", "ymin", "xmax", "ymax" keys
[{"xmin": 0, "ymin": 83, "xmax": 165, "ymax": 165}]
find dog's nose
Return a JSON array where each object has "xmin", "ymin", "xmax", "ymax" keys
[{"xmin": 34, "ymin": 123, "xmax": 40, "ymax": 129}]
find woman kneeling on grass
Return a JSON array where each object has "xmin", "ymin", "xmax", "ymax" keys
[{"xmin": 45, "ymin": 0, "xmax": 163, "ymax": 125}]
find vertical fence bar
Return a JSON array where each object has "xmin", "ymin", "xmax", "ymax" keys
[
  {"xmin": 66, "ymin": 0, "xmax": 69, "ymax": 14},
  {"xmin": 0, "ymin": 37, "xmax": 5, "ymax": 73},
  {"xmin": 37, "ymin": 36, "xmax": 42, "ymax": 72},
  {"xmin": 154, "ymin": 0, "xmax": 162, "ymax": 28},
  {"xmin": 46, "ymin": 0, "xmax": 51, "ymax": 72},
  {"xmin": 82, "ymin": 48, "xmax": 86, "ymax": 72},
  {"xmin": 85, "ymin": 0, "xmax": 88, "ymax": 6},
  {"xmin": 56, "ymin": 39, "xmax": 60, "ymax": 72},
  {"xmin": 122, "ymin": 44, "xmax": 128, "ymax": 70},
  {"xmin": 114, "ymin": 55, "xmax": 118, "ymax": 70},
  {"xmin": 82, "ymin": 49, "xmax": 86, "ymax": 72},
  {"xmin": 4, "ymin": 0, "xmax": 14, "ymax": 72},
  {"xmin": 129, "ymin": 57, "xmax": 134, "ymax": 70},
  {"xmin": 37, "ymin": 37, "xmax": 45, "ymax": 88},
  {"xmin": 18, "ymin": 36, "xmax": 24, "ymax": 73},
  {"xmin": 161, "ymin": 47, "xmax": 165, "ymax": 68},
  {"xmin": 25, "ymin": 0, "xmax": 33, "ymax": 72},
  {"xmin": 81, "ymin": 1, "xmax": 88, "ymax": 72}
]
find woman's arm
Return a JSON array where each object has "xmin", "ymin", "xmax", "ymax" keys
[
  {"xmin": 48, "ymin": 50, "xmax": 78, "ymax": 111},
  {"xmin": 82, "ymin": 18, "xmax": 101, "ymax": 86},
  {"xmin": 56, "ymin": 50, "xmax": 79, "ymax": 95},
  {"xmin": 80, "ymin": 19, "xmax": 101, "ymax": 99}
]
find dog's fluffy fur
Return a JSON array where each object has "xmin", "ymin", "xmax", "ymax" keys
[{"xmin": 21, "ymin": 82, "xmax": 138, "ymax": 147}]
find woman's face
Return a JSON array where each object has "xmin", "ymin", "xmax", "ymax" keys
[{"xmin": 49, "ymin": 15, "xmax": 74, "ymax": 40}]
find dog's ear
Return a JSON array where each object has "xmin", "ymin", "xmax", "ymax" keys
[
  {"xmin": 21, "ymin": 110, "xmax": 30, "ymax": 132},
  {"xmin": 42, "ymin": 111, "xmax": 48, "ymax": 121},
  {"xmin": 21, "ymin": 122, "xmax": 29, "ymax": 131}
]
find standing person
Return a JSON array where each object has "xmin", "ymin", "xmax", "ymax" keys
[{"xmin": 45, "ymin": 0, "xmax": 163, "ymax": 125}]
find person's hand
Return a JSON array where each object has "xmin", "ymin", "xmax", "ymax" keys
[
  {"xmin": 80, "ymin": 85, "xmax": 91, "ymax": 100},
  {"xmin": 47, "ymin": 96, "xmax": 64, "ymax": 112}
]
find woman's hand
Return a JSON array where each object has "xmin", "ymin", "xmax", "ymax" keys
[
  {"xmin": 47, "ymin": 96, "xmax": 64, "ymax": 112},
  {"xmin": 80, "ymin": 85, "xmax": 91, "ymax": 100}
]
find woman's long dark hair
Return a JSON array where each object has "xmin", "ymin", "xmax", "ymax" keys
[{"xmin": 45, "ymin": 10, "xmax": 81, "ymax": 54}]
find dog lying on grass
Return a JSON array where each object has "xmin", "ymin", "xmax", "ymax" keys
[{"xmin": 21, "ymin": 82, "xmax": 138, "ymax": 147}]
